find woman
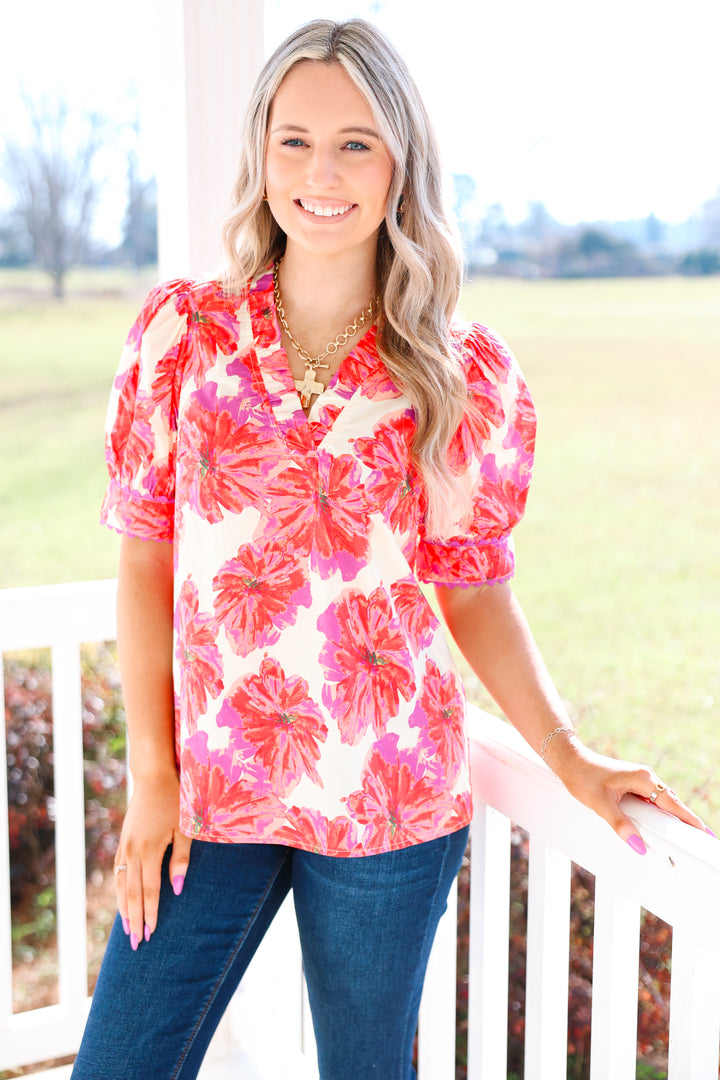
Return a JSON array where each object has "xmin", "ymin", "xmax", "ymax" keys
[{"xmin": 72, "ymin": 18, "xmax": 707, "ymax": 1080}]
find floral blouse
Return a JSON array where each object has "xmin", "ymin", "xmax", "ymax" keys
[{"xmin": 101, "ymin": 267, "xmax": 536, "ymax": 857}]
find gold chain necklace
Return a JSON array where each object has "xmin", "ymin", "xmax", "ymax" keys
[{"xmin": 273, "ymin": 261, "xmax": 377, "ymax": 408}]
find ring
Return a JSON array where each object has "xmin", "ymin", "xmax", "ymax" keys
[
  {"xmin": 114, "ymin": 864, "xmax": 128, "ymax": 874},
  {"xmin": 649, "ymin": 782, "xmax": 666, "ymax": 803}
]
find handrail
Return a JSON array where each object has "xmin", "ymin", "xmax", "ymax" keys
[
  {"xmin": 2, "ymin": 580, "xmax": 720, "ymax": 1078},
  {"xmin": 466, "ymin": 713, "xmax": 720, "ymax": 1080}
]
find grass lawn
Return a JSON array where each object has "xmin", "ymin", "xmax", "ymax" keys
[
  {"xmin": 0, "ymin": 268, "xmax": 157, "ymax": 586},
  {"xmin": 1, "ymin": 269, "xmax": 719, "ymax": 824},
  {"xmin": 457, "ymin": 275, "xmax": 720, "ymax": 825}
]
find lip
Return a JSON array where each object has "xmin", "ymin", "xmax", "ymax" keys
[{"xmin": 294, "ymin": 198, "xmax": 357, "ymax": 222}]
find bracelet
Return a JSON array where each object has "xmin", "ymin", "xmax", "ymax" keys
[{"xmin": 540, "ymin": 726, "xmax": 578, "ymax": 763}]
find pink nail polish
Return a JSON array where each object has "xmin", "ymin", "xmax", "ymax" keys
[
  {"xmin": 144, "ymin": 923, "xmax": 151, "ymax": 942},
  {"xmin": 172, "ymin": 875, "xmax": 185, "ymax": 896},
  {"xmin": 627, "ymin": 833, "xmax": 647, "ymax": 855},
  {"xmin": 130, "ymin": 932, "xmax": 139, "ymax": 951},
  {"xmin": 122, "ymin": 917, "xmax": 130, "ymax": 935},
  {"xmin": 705, "ymin": 826, "xmax": 717, "ymax": 838}
]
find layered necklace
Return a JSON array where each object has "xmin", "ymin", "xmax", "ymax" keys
[{"xmin": 273, "ymin": 260, "xmax": 378, "ymax": 409}]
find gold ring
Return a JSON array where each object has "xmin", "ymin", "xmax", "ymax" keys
[{"xmin": 114, "ymin": 864, "xmax": 128, "ymax": 874}]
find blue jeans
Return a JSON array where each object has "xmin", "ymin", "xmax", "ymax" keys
[{"xmin": 71, "ymin": 827, "xmax": 468, "ymax": 1080}]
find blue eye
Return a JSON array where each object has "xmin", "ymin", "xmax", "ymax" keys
[
  {"xmin": 281, "ymin": 138, "xmax": 306, "ymax": 148},
  {"xmin": 345, "ymin": 141, "xmax": 370, "ymax": 152}
]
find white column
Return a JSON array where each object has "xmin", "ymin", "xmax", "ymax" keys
[{"xmin": 154, "ymin": 0, "xmax": 265, "ymax": 280}]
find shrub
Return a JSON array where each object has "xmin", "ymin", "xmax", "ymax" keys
[{"xmin": 4, "ymin": 643, "xmax": 126, "ymax": 967}]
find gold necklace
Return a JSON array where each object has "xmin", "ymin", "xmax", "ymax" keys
[{"xmin": 273, "ymin": 261, "xmax": 377, "ymax": 408}]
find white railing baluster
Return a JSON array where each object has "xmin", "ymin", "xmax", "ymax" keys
[
  {"xmin": 588, "ymin": 879, "xmax": 640, "ymax": 1080},
  {"xmin": 667, "ymin": 927, "xmax": 720, "ymax": 1078},
  {"xmin": 523, "ymin": 839, "xmax": 571, "ymax": 1080},
  {"xmin": 51, "ymin": 637, "xmax": 90, "ymax": 1010},
  {"xmin": 418, "ymin": 877, "xmax": 459, "ymax": 1079},
  {"xmin": 0, "ymin": 581, "xmax": 117, "ymax": 1069},
  {"xmin": 466, "ymin": 802, "xmax": 511, "ymax": 1080}
]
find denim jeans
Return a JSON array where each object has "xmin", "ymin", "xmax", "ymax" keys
[{"xmin": 71, "ymin": 826, "xmax": 468, "ymax": 1080}]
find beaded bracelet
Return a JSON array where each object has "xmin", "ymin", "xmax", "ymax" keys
[{"xmin": 540, "ymin": 725, "xmax": 579, "ymax": 763}]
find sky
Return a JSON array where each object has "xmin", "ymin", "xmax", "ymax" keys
[{"xmin": 1, "ymin": 0, "xmax": 718, "ymax": 243}]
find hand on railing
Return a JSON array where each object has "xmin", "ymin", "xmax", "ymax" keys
[
  {"xmin": 114, "ymin": 772, "xmax": 192, "ymax": 950},
  {"xmin": 542, "ymin": 733, "xmax": 714, "ymax": 855}
]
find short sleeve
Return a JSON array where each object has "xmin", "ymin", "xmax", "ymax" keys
[
  {"xmin": 415, "ymin": 321, "xmax": 536, "ymax": 587},
  {"xmin": 100, "ymin": 280, "xmax": 192, "ymax": 542}
]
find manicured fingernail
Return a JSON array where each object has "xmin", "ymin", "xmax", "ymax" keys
[
  {"xmin": 627, "ymin": 833, "xmax": 647, "ymax": 855},
  {"xmin": 144, "ymin": 923, "xmax": 151, "ymax": 942},
  {"xmin": 705, "ymin": 826, "xmax": 717, "ymax": 838},
  {"xmin": 130, "ymin": 932, "xmax": 139, "ymax": 951},
  {"xmin": 172, "ymin": 875, "xmax": 185, "ymax": 896},
  {"xmin": 122, "ymin": 917, "xmax": 130, "ymax": 935}
]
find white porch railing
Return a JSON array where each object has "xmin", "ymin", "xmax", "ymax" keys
[{"xmin": 2, "ymin": 580, "xmax": 720, "ymax": 1079}]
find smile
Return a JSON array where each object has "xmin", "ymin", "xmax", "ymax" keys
[{"xmin": 296, "ymin": 199, "xmax": 356, "ymax": 218}]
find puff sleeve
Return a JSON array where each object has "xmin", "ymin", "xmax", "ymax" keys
[
  {"xmin": 100, "ymin": 280, "xmax": 192, "ymax": 542},
  {"xmin": 414, "ymin": 321, "xmax": 536, "ymax": 587}
]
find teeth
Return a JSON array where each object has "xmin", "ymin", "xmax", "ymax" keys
[{"xmin": 299, "ymin": 200, "xmax": 353, "ymax": 217}]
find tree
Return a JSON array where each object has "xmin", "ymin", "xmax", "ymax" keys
[
  {"xmin": 2, "ymin": 97, "xmax": 105, "ymax": 297},
  {"xmin": 554, "ymin": 227, "xmax": 646, "ymax": 277},
  {"xmin": 524, "ymin": 201, "xmax": 557, "ymax": 244},
  {"xmin": 698, "ymin": 187, "xmax": 720, "ymax": 249},
  {"xmin": 480, "ymin": 202, "xmax": 509, "ymax": 246},
  {"xmin": 679, "ymin": 248, "xmax": 720, "ymax": 275},
  {"xmin": 0, "ymin": 215, "xmax": 32, "ymax": 267},
  {"xmin": 120, "ymin": 166, "xmax": 157, "ymax": 268},
  {"xmin": 118, "ymin": 113, "xmax": 157, "ymax": 269}
]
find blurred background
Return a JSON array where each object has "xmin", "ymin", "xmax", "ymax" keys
[
  {"xmin": 2, "ymin": 0, "xmax": 719, "ymax": 278},
  {"xmin": 1, "ymin": 3, "xmax": 718, "ymax": 1078}
]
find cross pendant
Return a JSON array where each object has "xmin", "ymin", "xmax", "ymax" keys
[{"xmin": 295, "ymin": 370, "xmax": 325, "ymax": 407}]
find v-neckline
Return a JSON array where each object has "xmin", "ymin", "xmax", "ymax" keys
[{"xmin": 247, "ymin": 267, "xmax": 377, "ymax": 449}]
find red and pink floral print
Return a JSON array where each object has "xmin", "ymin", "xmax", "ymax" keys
[
  {"xmin": 224, "ymin": 657, "xmax": 328, "ymax": 797},
  {"xmin": 318, "ymin": 587, "xmax": 416, "ymax": 745},
  {"xmin": 101, "ymin": 268, "xmax": 536, "ymax": 856}
]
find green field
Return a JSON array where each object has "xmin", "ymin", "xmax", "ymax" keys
[{"xmin": 1, "ymin": 269, "xmax": 719, "ymax": 824}]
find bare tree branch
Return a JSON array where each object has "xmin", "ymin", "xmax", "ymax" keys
[{"xmin": 2, "ymin": 95, "xmax": 107, "ymax": 297}]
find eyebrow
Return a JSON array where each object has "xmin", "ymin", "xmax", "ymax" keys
[{"xmin": 271, "ymin": 123, "xmax": 381, "ymax": 139}]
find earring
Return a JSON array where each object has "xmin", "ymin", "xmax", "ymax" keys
[{"xmin": 262, "ymin": 190, "xmax": 268, "ymax": 203}]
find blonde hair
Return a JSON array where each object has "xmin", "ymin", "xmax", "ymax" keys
[{"xmin": 222, "ymin": 18, "xmax": 472, "ymax": 538}]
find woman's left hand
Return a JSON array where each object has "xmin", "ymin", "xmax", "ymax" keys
[{"xmin": 545, "ymin": 735, "xmax": 712, "ymax": 853}]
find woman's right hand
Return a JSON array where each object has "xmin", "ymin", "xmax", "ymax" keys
[
  {"xmin": 114, "ymin": 769, "xmax": 192, "ymax": 949},
  {"xmin": 113, "ymin": 535, "xmax": 182, "ymax": 949}
]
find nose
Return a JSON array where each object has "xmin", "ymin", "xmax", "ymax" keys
[{"xmin": 305, "ymin": 146, "xmax": 340, "ymax": 189}]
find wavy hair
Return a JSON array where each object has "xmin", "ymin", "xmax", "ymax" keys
[{"xmin": 222, "ymin": 18, "xmax": 473, "ymax": 538}]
